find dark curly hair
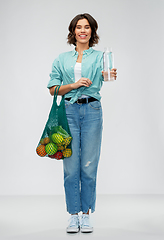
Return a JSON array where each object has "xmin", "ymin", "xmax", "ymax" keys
[{"xmin": 67, "ymin": 13, "xmax": 99, "ymax": 47}]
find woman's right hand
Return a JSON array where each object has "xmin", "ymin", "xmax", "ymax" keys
[{"xmin": 72, "ymin": 78, "xmax": 92, "ymax": 89}]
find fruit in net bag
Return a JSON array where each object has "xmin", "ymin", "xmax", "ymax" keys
[
  {"xmin": 54, "ymin": 151, "xmax": 63, "ymax": 160},
  {"xmin": 44, "ymin": 137, "xmax": 50, "ymax": 144},
  {"xmin": 51, "ymin": 133, "xmax": 63, "ymax": 144},
  {"xmin": 63, "ymin": 148, "xmax": 72, "ymax": 158},
  {"xmin": 52, "ymin": 125, "xmax": 70, "ymax": 138},
  {"xmin": 36, "ymin": 145, "xmax": 47, "ymax": 157},
  {"xmin": 62, "ymin": 137, "xmax": 72, "ymax": 147},
  {"xmin": 56, "ymin": 144, "xmax": 65, "ymax": 151},
  {"xmin": 40, "ymin": 137, "xmax": 50, "ymax": 145},
  {"xmin": 45, "ymin": 143, "xmax": 58, "ymax": 155},
  {"xmin": 48, "ymin": 151, "xmax": 63, "ymax": 159}
]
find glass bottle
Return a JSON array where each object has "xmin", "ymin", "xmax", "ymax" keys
[{"xmin": 103, "ymin": 47, "xmax": 114, "ymax": 81}]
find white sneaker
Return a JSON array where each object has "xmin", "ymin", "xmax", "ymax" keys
[
  {"xmin": 66, "ymin": 215, "xmax": 80, "ymax": 233},
  {"xmin": 80, "ymin": 214, "xmax": 93, "ymax": 233}
]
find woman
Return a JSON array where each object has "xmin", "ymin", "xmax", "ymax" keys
[{"xmin": 47, "ymin": 13, "xmax": 117, "ymax": 233}]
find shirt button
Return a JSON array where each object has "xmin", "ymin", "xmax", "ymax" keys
[{"xmin": 72, "ymin": 78, "xmax": 73, "ymax": 79}]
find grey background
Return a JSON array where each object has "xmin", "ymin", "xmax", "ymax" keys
[{"xmin": 0, "ymin": 0, "xmax": 164, "ymax": 195}]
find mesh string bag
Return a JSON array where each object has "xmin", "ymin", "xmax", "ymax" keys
[{"xmin": 36, "ymin": 86, "xmax": 72, "ymax": 160}]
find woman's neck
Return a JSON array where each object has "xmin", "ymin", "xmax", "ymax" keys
[{"xmin": 75, "ymin": 43, "xmax": 90, "ymax": 55}]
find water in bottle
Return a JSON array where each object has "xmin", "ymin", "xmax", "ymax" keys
[{"xmin": 103, "ymin": 47, "xmax": 114, "ymax": 82}]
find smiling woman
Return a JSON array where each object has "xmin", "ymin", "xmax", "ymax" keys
[{"xmin": 47, "ymin": 13, "xmax": 117, "ymax": 234}]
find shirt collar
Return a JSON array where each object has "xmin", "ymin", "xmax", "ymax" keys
[{"xmin": 72, "ymin": 47, "xmax": 94, "ymax": 56}]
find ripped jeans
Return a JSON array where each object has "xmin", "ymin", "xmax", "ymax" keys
[{"xmin": 63, "ymin": 99, "xmax": 103, "ymax": 214}]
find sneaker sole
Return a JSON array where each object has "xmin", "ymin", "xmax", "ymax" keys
[
  {"xmin": 81, "ymin": 228, "xmax": 93, "ymax": 233},
  {"xmin": 66, "ymin": 227, "xmax": 80, "ymax": 233}
]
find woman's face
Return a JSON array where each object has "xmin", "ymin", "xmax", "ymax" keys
[{"xmin": 74, "ymin": 18, "xmax": 92, "ymax": 46}]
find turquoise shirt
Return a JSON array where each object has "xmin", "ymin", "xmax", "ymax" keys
[{"xmin": 47, "ymin": 47, "xmax": 104, "ymax": 104}]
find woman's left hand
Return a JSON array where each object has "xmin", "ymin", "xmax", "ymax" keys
[{"xmin": 102, "ymin": 68, "xmax": 117, "ymax": 80}]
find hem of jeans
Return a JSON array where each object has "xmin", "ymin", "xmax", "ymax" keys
[
  {"xmin": 66, "ymin": 204, "xmax": 81, "ymax": 214},
  {"xmin": 66, "ymin": 206, "xmax": 95, "ymax": 214},
  {"xmin": 67, "ymin": 210, "xmax": 81, "ymax": 214},
  {"xmin": 91, "ymin": 208, "xmax": 95, "ymax": 213},
  {"xmin": 81, "ymin": 206, "xmax": 95, "ymax": 214}
]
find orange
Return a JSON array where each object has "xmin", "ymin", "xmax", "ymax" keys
[
  {"xmin": 63, "ymin": 148, "xmax": 72, "ymax": 158},
  {"xmin": 36, "ymin": 144, "xmax": 47, "ymax": 157}
]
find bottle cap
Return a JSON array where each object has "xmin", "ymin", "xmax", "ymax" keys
[
  {"xmin": 104, "ymin": 47, "xmax": 109, "ymax": 52},
  {"xmin": 104, "ymin": 47, "xmax": 112, "ymax": 52}
]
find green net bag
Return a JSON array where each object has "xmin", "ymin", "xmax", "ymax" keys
[{"xmin": 36, "ymin": 86, "xmax": 72, "ymax": 160}]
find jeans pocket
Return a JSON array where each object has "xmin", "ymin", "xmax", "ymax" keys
[
  {"xmin": 88, "ymin": 101, "xmax": 102, "ymax": 110},
  {"xmin": 65, "ymin": 100, "xmax": 71, "ymax": 108}
]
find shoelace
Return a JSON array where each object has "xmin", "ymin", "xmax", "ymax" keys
[
  {"xmin": 68, "ymin": 215, "xmax": 79, "ymax": 227},
  {"xmin": 81, "ymin": 214, "xmax": 90, "ymax": 227}
]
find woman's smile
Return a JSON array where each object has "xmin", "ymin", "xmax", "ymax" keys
[{"xmin": 79, "ymin": 34, "xmax": 87, "ymax": 39}]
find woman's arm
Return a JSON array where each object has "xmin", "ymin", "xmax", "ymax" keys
[
  {"xmin": 49, "ymin": 84, "xmax": 74, "ymax": 96},
  {"xmin": 49, "ymin": 78, "xmax": 92, "ymax": 96}
]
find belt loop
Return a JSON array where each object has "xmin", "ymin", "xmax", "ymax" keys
[{"xmin": 86, "ymin": 98, "xmax": 89, "ymax": 103}]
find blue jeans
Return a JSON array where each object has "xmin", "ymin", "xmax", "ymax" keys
[{"xmin": 63, "ymin": 99, "xmax": 103, "ymax": 214}]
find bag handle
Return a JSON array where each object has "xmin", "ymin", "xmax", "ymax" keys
[
  {"xmin": 54, "ymin": 85, "xmax": 60, "ymax": 97},
  {"xmin": 53, "ymin": 85, "xmax": 64, "ymax": 106}
]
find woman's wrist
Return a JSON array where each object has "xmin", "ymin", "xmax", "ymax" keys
[
  {"xmin": 70, "ymin": 83, "xmax": 76, "ymax": 90},
  {"xmin": 58, "ymin": 84, "xmax": 75, "ymax": 95}
]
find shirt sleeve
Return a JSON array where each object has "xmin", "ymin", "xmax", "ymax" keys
[{"xmin": 47, "ymin": 57, "xmax": 63, "ymax": 89}]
